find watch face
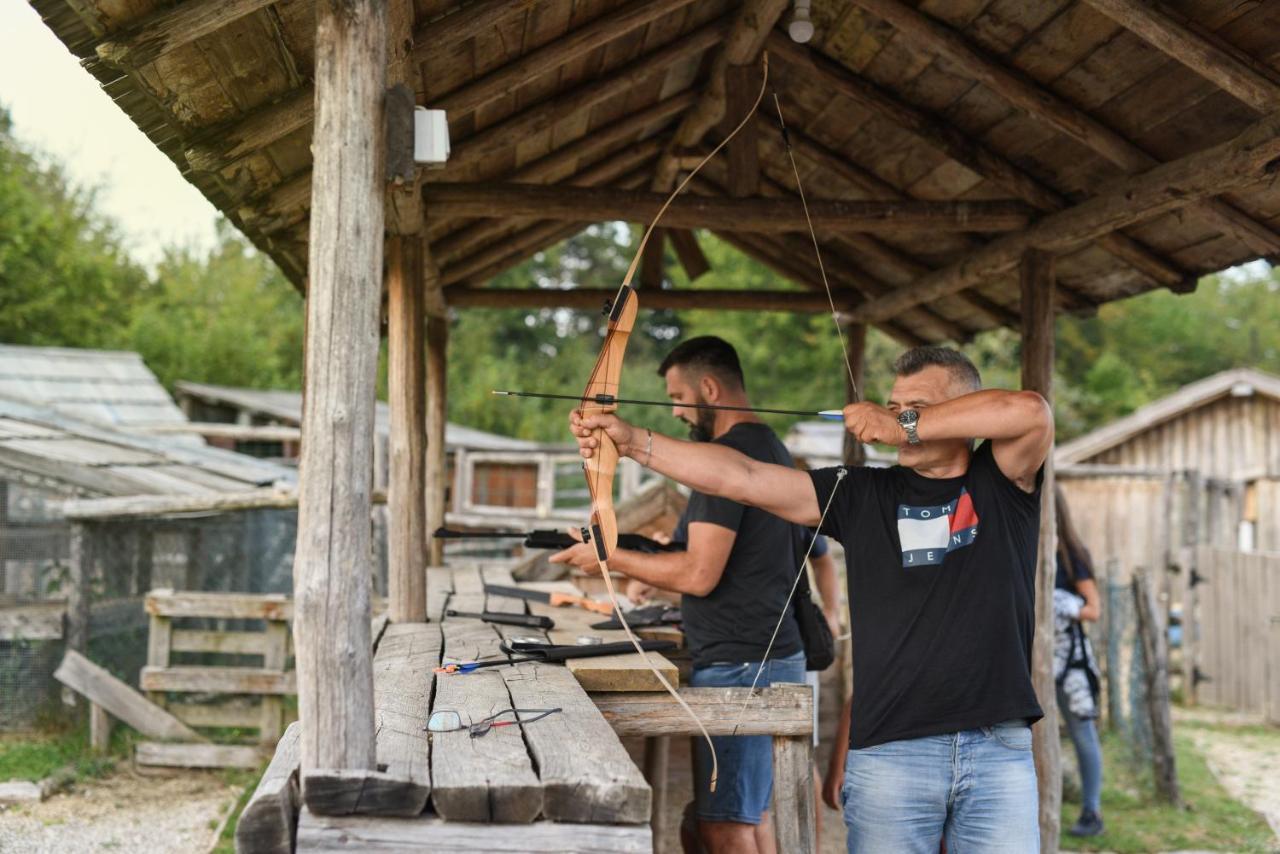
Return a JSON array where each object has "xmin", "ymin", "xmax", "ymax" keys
[{"xmin": 898, "ymin": 409, "xmax": 918, "ymax": 426}]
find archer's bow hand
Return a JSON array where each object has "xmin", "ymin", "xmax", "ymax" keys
[
  {"xmin": 569, "ymin": 410, "xmax": 638, "ymax": 460},
  {"xmin": 843, "ymin": 401, "xmax": 908, "ymax": 446}
]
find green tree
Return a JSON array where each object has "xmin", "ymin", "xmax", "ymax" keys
[{"xmin": 0, "ymin": 108, "xmax": 146, "ymax": 347}]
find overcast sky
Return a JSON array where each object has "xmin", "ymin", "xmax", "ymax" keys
[{"xmin": 0, "ymin": 2, "xmax": 220, "ymax": 267}]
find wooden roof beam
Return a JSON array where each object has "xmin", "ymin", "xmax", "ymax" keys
[
  {"xmin": 446, "ymin": 287, "xmax": 858, "ymax": 313},
  {"xmin": 95, "ymin": 0, "xmax": 276, "ymax": 68},
  {"xmin": 434, "ymin": 136, "xmax": 669, "ymax": 266},
  {"xmin": 425, "ymin": 185, "xmax": 1034, "ymax": 233},
  {"xmin": 668, "ymin": 229, "xmax": 711, "ymax": 281},
  {"xmin": 184, "ymin": 0, "xmax": 537, "ymax": 175},
  {"xmin": 848, "ymin": 108, "xmax": 1280, "ymax": 323},
  {"xmin": 1081, "ymin": 0, "xmax": 1280, "ymax": 114},
  {"xmin": 436, "ymin": 0, "xmax": 700, "ymax": 119},
  {"xmin": 716, "ymin": 233, "xmax": 928, "ymax": 348},
  {"xmin": 851, "ymin": 0, "xmax": 1280, "ymax": 259},
  {"xmin": 442, "ymin": 222, "xmax": 590, "ymax": 289},
  {"xmin": 651, "ymin": 0, "xmax": 789, "ymax": 193},
  {"xmin": 766, "ymin": 34, "xmax": 1194, "ymax": 294}
]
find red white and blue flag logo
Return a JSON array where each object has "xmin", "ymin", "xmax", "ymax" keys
[{"xmin": 897, "ymin": 489, "xmax": 980, "ymax": 567}]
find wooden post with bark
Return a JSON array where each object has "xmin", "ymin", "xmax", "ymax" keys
[
  {"xmin": 841, "ymin": 322, "xmax": 867, "ymax": 467},
  {"xmin": 386, "ymin": 235, "xmax": 427, "ymax": 623},
  {"xmin": 293, "ymin": 0, "xmax": 386, "ymax": 809},
  {"xmin": 1133, "ymin": 569, "xmax": 1183, "ymax": 807},
  {"xmin": 424, "ymin": 266, "xmax": 449, "ymax": 568},
  {"xmin": 1020, "ymin": 248, "xmax": 1061, "ymax": 854}
]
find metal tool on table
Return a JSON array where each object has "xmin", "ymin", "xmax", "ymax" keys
[
  {"xmin": 444, "ymin": 609, "xmax": 555, "ymax": 630},
  {"xmin": 434, "ymin": 526, "xmax": 684, "ymax": 555},
  {"xmin": 483, "ymin": 582, "xmax": 614, "ymax": 616}
]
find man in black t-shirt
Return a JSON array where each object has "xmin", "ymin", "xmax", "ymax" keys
[
  {"xmin": 551, "ymin": 336, "xmax": 810, "ymax": 854},
  {"xmin": 569, "ymin": 346, "xmax": 1054, "ymax": 853}
]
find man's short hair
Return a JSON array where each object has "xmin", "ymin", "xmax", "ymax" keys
[
  {"xmin": 658, "ymin": 336, "xmax": 746, "ymax": 390},
  {"xmin": 892, "ymin": 346, "xmax": 982, "ymax": 392}
]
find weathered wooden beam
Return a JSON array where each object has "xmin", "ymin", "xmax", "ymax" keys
[
  {"xmin": 444, "ymin": 221, "xmax": 590, "ymax": 287},
  {"xmin": 434, "ymin": 137, "xmax": 667, "ymax": 266},
  {"xmin": 1020, "ymin": 248, "xmax": 1061, "ymax": 854},
  {"xmin": 725, "ymin": 64, "xmax": 762, "ymax": 197},
  {"xmin": 640, "ymin": 228, "xmax": 667, "ymax": 289},
  {"xmin": 446, "ymin": 286, "xmax": 862, "ymax": 312},
  {"xmin": 386, "ymin": 235, "xmax": 427, "ymax": 623},
  {"xmin": 842, "ymin": 321, "xmax": 867, "ymax": 467},
  {"xmin": 765, "ymin": 34, "xmax": 1193, "ymax": 292},
  {"xmin": 366, "ymin": 623, "xmax": 439, "ymax": 815},
  {"xmin": 590, "ymin": 685, "xmax": 812, "ymax": 737},
  {"xmin": 424, "ymin": 309, "xmax": 448, "ymax": 568},
  {"xmin": 437, "ymin": 0, "xmax": 698, "ymax": 118},
  {"xmin": 95, "ymin": 0, "xmax": 275, "ymax": 68},
  {"xmin": 236, "ymin": 721, "xmax": 301, "ymax": 854},
  {"xmin": 651, "ymin": 0, "xmax": 789, "ymax": 192},
  {"xmin": 448, "ymin": 17, "xmax": 729, "ymax": 176},
  {"xmin": 849, "ymin": 109, "xmax": 1280, "ymax": 322},
  {"xmin": 668, "ymin": 228, "xmax": 711, "ymax": 280},
  {"xmin": 409, "ymin": 0, "xmax": 541, "ymax": 66},
  {"xmin": 773, "ymin": 736, "xmax": 817, "ymax": 854},
  {"xmin": 427, "ymin": 184, "xmax": 1033, "ymax": 233},
  {"xmin": 851, "ymin": 0, "xmax": 1280, "ymax": 256},
  {"xmin": 53, "ymin": 650, "xmax": 204, "ymax": 742},
  {"xmin": 1081, "ymin": 0, "xmax": 1280, "ymax": 113},
  {"xmin": 426, "ymin": 89, "xmax": 694, "ymax": 245},
  {"xmin": 136, "ymin": 742, "xmax": 265, "ymax": 769},
  {"xmin": 295, "ymin": 0, "xmax": 384, "ymax": 794},
  {"xmin": 297, "ymin": 812, "xmax": 653, "ymax": 852},
  {"xmin": 713, "ymin": 232, "xmax": 928, "ymax": 348},
  {"xmin": 1133, "ymin": 570, "xmax": 1183, "ymax": 806}
]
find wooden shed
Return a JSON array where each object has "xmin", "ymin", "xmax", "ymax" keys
[{"xmin": 25, "ymin": 0, "xmax": 1280, "ymax": 849}]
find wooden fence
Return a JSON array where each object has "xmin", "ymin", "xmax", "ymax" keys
[
  {"xmin": 141, "ymin": 589, "xmax": 294, "ymax": 744},
  {"xmin": 1193, "ymin": 547, "xmax": 1280, "ymax": 724}
]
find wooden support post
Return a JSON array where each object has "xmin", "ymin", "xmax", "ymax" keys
[
  {"xmin": 640, "ymin": 228, "xmax": 667, "ymax": 290},
  {"xmin": 1020, "ymin": 249, "xmax": 1060, "ymax": 854},
  {"xmin": 668, "ymin": 229, "xmax": 710, "ymax": 281},
  {"xmin": 65, "ymin": 523, "xmax": 90, "ymax": 656},
  {"xmin": 772, "ymin": 735, "xmax": 817, "ymax": 854},
  {"xmin": 643, "ymin": 736, "xmax": 671, "ymax": 854},
  {"xmin": 260, "ymin": 617, "xmax": 289, "ymax": 743},
  {"xmin": 725, "ymin": 64, "xmax": 760, "ymax": 197},
  {"xmin": 841, "ymin": 322, "xmax": 867, "ymax": 467},
  {"xmin": 294, "ymin": 0, "xmax": 385, "ymax": 795},
  {"xmin": 386, "ymin": 235, "xmax": 427, "ymax": 623},
  {"xmin": 1133, "ymin": 570, "xmax": 1183, "ymax": 806},
  {"xmin": 89, "ymin": 702, "xmax": 111, "ymax": 753},
  {"xmin": 425, "ymin": 311, "xmax": 448, "ymax": 568},
  {"xmin": 146, "ymin": 610, "xmax": 172, "ymax": 710}
]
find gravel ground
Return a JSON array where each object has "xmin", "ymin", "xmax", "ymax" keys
[
  {"xmin": 0, "ymin": 766, "xmax": 239, "ymax": 853},
  {"xmin": 1176, "ymin": 708, "xmax": 1280, "ymax": 844}
]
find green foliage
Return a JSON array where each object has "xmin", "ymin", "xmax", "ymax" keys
[
  {"xmin": 0, "ymin": 108, "xmax": 146, "ymax": 347},
  {"xmin": 0, "ymin": 724, "xmax": 125, "ymax": 783},
  {"xmin": 1060, "ymin": 730, "xmax": 1275, "ymax": 852}
]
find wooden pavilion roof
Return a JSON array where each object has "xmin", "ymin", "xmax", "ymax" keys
[{"xmin": 29, "ymin": 0, "xmax": 1280, "ymax": 346}]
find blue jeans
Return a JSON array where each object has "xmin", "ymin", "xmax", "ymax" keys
[
  {"xmin": 690, "ymin": 650, "xmax": 807, "ymax": 824},
  {"xmin": 840, "ymin": 721, "xmax": 1039, "ymax": 853},
  {"xmin": 1057, "ymin": 684, "xmax": 1103, "ymax": 814}
]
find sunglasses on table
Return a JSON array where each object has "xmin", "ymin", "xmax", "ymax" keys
[{"xmin": 424, "ymin": 707, "xmax": 561, "ymax": 738}]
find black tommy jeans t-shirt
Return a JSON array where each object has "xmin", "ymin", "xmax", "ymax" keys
[
  {"xmin": 678, "ymin": 422, "xmax": 806, "ymax": 668},
  {"xmin": 809, "ymin": 441, "xmax": 1044, "ymax": 749}
]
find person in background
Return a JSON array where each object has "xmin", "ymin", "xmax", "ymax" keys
[{"xmin": 1053, "ymin": 487, "xmax": 1105, "ymax": 838}]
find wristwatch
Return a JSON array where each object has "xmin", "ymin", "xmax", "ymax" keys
[{"xmin": 897, "ymin": 409, "xmax": 922, "ymax": 445}]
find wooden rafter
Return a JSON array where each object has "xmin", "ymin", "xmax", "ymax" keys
[
  {"xmin": 95, "ymin": 0, "xmax": 275, "ymax": 68},
  {"xmin": 851, "ymin": 0, "xmax": 1280, "ymax": 257},
  {"xmin": 446, "ymin": 287, "xmax": 860, "ymax": 312},
  {"xmin": 848, "ymin": 108, "xmax": 1280, "ymax": 323},
  {"xmin": 765, "ymin": 34, "xmax": 1194, "ymax": 293},
  {"xmin": 1081, "ymin": 0, "xmax": 1280, "ymax": 113},
  {"xmin": 425, "ymin": 185, "xmax": 1034, "ymax": 233},
  {"xmin": 650, "ymin": 0, "xmax": 789, "ymax": 193}
]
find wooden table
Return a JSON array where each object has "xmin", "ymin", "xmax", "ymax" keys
[{"xmin": 238, "ymin": 561, "xmax": 814, "ymax": 853}]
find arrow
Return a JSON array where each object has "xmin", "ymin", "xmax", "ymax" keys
[{"xmin": 492, "ymin": 389, "xmax": 844, "ymax": 421}]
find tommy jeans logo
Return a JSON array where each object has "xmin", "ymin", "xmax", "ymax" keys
[{"xmin": 897, "ymin": 489, "xmax": 980, "ymax": 567}]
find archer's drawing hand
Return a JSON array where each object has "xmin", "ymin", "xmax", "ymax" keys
[
  {"xmin": 842, "ymin": 402, "xmax": 906, "ymax": 446},
  {"xmin": 569, "ymin": 410, "xmax": 638, "ymax": 459}
]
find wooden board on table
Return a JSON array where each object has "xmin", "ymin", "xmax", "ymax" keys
[
  {"xmin": 366, "ymin": 622, "xmax": 440, "ymax": 816},
  {"xmin": 236, "ymin": 721, "xmax": 301, "ymax": 854},
  {"xmin": 297, "ymin": 810, "xmax": 653, "ymax": 852}
]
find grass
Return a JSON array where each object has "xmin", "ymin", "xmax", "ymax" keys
[
  {"xmin": 1060, "ymin": 729, "xmax": 1276, "ymax": 853},
  {"xmin": 209, "ymin": 765, "xmax": 264, "ymax": 854},
  {"xmin": 0, "ymin": 723, "xmax": 129, "ymax": 784}
]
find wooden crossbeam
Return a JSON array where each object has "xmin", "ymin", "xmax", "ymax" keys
[
  {"xmin": 1081, "ymin": 0, "xmax": 1280, "ymax": 113},
  {"xmin": 851, "ymin": 0, "xmax": 1280, "ymax": 256},
  {"xmin": 95, "ymin": 0, "xmax": 275, "ymax": 68},
  {"xmin": 668, "ymin": 229, "xmax": 711, "ymax": 280},
  {"xmin": 436, "ymin": 0, "xmax": 699, "ymax": 118},
  {"xmin": 445, "ymin": 287, "xmax": 860, "ymax": 312},
  {"xmin": 849, "ymin": 109, "xmax": 1280, "ymax": 323},
  {"xmin": 651, "ymin": 0, "xmax": 789, "ymax": 193},
  {"xmin": 426, "ymin": 184, "xmax": 1034, "ymax": 233},
  {"xmin": 766, "ymin": 34, "xmax": 1193, "ymax": 292},
  {"xmin": 409, "ymin": 0, "xmax": 542, "ymax": 67}
]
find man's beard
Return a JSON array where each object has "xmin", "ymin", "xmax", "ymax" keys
[{"xmin": 683, "ymin": 399, "xmax": 716, "ymax": 442}]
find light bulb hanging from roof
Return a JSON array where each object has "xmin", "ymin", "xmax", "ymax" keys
[{"xmin": 789, "ymin": 0, "xmax": 815, "ymax": 43}]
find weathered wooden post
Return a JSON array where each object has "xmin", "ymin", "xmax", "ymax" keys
[
  {"xmin": 293, "ymin": 0, "xmax": 386, "ymax": 808},
  {"xmin": 1020, "ymin": 247, "xmax": 1061, "ymax": 854},
  {"xmin": 1133, "ymin": 569, "xmax": 1183, "ymax": 807},
  {"xmin": 841, "ymin": 322, "xmax": 867, "ymax": 467},
  {"xmin": 424, "ymin": 266, "xmax": 449, "ymax": 568}
]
